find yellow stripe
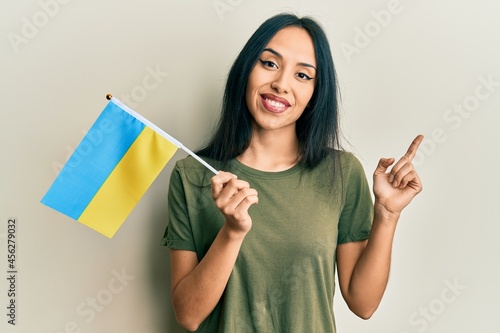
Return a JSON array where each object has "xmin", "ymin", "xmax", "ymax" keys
[{"xmin": 78, "ymin": 127, "xmax": 178, "ymax": 238}]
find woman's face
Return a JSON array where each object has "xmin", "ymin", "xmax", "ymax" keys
[{"xmin": 245, "ymin": 26, "xmax": 317, "ymax": 134}]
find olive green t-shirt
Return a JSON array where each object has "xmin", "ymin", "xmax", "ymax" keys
[{"xmin": 161, "ymin": 151, "xmax": 373, "ymax": 332}]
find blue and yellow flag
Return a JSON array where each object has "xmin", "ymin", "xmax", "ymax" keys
[{"xmin": 41, "ymin": 96, "xmax": 211, "ymax": 238}]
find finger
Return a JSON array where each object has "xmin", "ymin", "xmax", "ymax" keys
[
  {"xmin": 404, "ymin": 134, "xmax": 424, "ymax": 161},
  {"xmin": 390, "ymin": 136, "xmax": 423, "ymax": 182},
  {"xmin": 398, "ymin": 170, "xmax": 418, "ymax": 189},
  {"xmin": 226, "ymin": 194, "xmax": 259, "ymax": 227},
  {"xmin": 374, "ymin": 158, "xmax": 395, "ymax": 176},
  {"xmin": 232, "ymin": 189, "xmax": 259, "ymax": 210},
  {"xmin": 235, "ymin": 193, "xmax": 259, "ymax": 213},
  {"xmin": 399, "ymin": 166, "xmax": 422, "ymax": 191},
  {"xmin": 211, "ymin": 171, "xmax": 237, "ymax": 198},
  {"xmin": 408, "ymin": 172, "xmax": 423, "ymax": 193},
  {"xmin": 389, "ymin": 155, "xmax": 411, "ymax": 183},
  {"xmin": 214, "ymin": 179, "xmax": 251, "ymax": 208},
  {"xmin": 219, "ymin": 188, "xmax": 258, "ymax": 217},
  {"xmin": 391, "ymin": 163, "xmax": 413, "ymax": 187}
]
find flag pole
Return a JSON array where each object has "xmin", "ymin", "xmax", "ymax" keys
[{"xmin": 105, "ymin": 94, "xmax": 219, "ymax": 175}]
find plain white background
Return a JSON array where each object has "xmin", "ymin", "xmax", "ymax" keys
[{"xmin": 1, "ymin": 1, "xmax": 499, "ymax": 332}]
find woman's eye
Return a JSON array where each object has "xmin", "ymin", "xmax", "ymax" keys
[
  {"xmin": 259, "ymin": 59, "xmax": 278, "ymax": 69},
  {"xmin": 297, "ymin": 73, "xmax": 313, "ymax": 81}
]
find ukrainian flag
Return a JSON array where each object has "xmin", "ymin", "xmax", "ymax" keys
[{"xmin": 41, "ymin": 97, "xmax": 179, "ymax": 238}]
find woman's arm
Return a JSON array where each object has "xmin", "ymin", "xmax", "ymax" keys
[
  {"xmin": 336, "ymin": 208, "xmax": 399, "ymax": 319},
  {"xmin": 170, "ymin": 172, "xmax": 258, "ymax": 331},
  {"xmin": 337, "ymin": 135, "xmax": 423, "ymax": 319}
]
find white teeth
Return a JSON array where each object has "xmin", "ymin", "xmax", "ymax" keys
[{"xmin": 265, "ymin": 98, "xmax": 286, "ymax": 108}]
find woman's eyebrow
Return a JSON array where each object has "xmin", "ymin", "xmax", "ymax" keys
[{"xmin": 262, "ymin": 48, "xmax": 317, "ymax": 71}]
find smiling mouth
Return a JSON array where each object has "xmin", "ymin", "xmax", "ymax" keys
[
  {"xmin": 265, "ymin": 98, "xmax": 286, "ymax": 108},
  {"xmin": 260, "ymin": 94, "xmax": 291, "ymax": 113}
]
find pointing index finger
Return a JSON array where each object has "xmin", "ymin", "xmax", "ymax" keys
[{"xmin": 404, "ymin": 134, "xmax": 424, "ymax": 161}]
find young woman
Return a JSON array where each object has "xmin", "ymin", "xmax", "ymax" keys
[{"xmin": 161, "ymin": 13, "xmax": 423, "ymax": 333}]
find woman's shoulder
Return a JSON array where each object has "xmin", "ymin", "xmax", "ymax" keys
[
  {"xmin": 320, "ymin": 149, "xmax": 364, "ymax": 169},
  {"xmin": 312, "ymin": 149, "xmax": 368, "ymax": 184}
]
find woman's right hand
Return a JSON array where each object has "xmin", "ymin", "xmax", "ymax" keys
[{"xmin": 211, "ymin": 171, "xmax": 258, "ymax": 236}]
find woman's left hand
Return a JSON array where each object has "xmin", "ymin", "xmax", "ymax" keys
[{"xmin": 373, "ymin": 135, "xmax": 423, "ymax": 215}]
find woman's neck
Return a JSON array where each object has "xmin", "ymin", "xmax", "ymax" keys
[{"xmin": 237, "ymin": 128, "xmax": 300, "ymax": 172}]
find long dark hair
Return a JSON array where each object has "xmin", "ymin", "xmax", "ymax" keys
[{"xmin": 197, "ymin": 13, "xmax": 342, "ymax": 170}]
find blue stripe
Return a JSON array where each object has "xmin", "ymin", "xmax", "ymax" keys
[{"xmin": 41, "ymin": 101, "xmax": 146, "ymax": 220}]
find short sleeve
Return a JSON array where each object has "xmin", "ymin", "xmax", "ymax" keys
[
  {"xmin": 160, "ymin": 162, "xmax": 196, "ymax": 251},
  {"xmin": 337, "ymin": 154, "xmax": 373, "ymax": 244}
]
